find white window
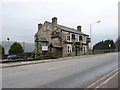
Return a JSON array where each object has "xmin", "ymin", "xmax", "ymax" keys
[
  {"xmin": 67, "ymin": 44, "xmax": 72, "ymax": 54},
  {"xmin": 75, "ymin": 34, "xmax": 79, "ymax": 41},
  {"xmin": 78, "ymin": 35, "xmax": 79, "ymax": 41},
  {"xmin": 83, "ymin": 36, "xmax": 86, "ymax": 43}
]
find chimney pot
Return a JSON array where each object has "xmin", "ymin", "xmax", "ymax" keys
[
  {"xmin": 38, "ymin": 23, "xmax": 42, "ymax": 30},
  {"xmin": 77, "ymin": 26, "xmax": 82, "ymax": 32},
  {"xmin": 52, "ymin": 17, "xmax": 57, "ymax": 27}
]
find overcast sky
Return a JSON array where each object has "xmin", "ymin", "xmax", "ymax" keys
[{"xmin": 1, "ymin": 0, "xmax": 119, "ymax": 45}]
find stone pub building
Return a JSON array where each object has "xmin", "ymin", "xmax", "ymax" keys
[{"xmin": 34, "ymin": 17, "xmax": 90, "ymax": 57}]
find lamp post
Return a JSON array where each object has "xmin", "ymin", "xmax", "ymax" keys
[
  {"xmin": 23, "ymin": 42, "xmax": 25, "ymax": 52},
  {"xmin": 90, "ymin": 21, "xmax": 101, "ymax": 51},
  {"xmin": 7, "ymin": 38, "xmax": 10, "ymax": 54}
]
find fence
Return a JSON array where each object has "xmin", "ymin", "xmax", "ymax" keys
[{"xmin": 87, "ymin": 49, "xmax": 116, "ymax": 55}]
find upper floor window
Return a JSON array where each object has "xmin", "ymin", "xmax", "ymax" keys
[
  {"xmin": 75, "ymin": 34, "xmax": 79, "ymax": 41},
  {"xmin": 67, "ymin": 33, "xmax": 71, "ymax": 41},
  {"xmin": 51, "ymin": 31, "xmax": 59, "ymax": 39},
  {"xmin": 83, "ymin": 36, "xmax": 86, "ymax": 42},
  {"xmin": 72, "ymin": 34, "xmax": 75, "ymax": 40},
  {"xmin": 79, "ymin": 36, "xmax": 83, "ymax": 41}
]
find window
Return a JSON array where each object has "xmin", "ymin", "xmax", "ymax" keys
[
  {"xmin": 79, "ymin": 36, "xmax": 83, "ymax": 41},
  {"xmin": 67, "ymin": 44, "xmax": 72, "ymax": 54},
  {"xmin": 67, "ymin": 33, "xmax": 71, "ymax": 41},
  {"xmin": 51, "ymin": 31, "xmax": 59, "ymax": 39},
  {"xmin": 42, "ymin": 42, "xmax": 47, "ymax": 46},
  {"xmin": 83, "ymin": 36, "xmax": 86, "ymax": 42},
  {"xmin": 72, "ymin": 34, "xmax": 75, "ymax": 40},
  {"xmin": 75, "ymin": 34, "xmax": 79, "ymax": 41}
]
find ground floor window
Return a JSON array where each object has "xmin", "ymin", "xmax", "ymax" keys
[
  {"xmin": 42, "ymin": 42, "xmax": 48, "ymax": 46},
  {"xmin": 67, "ymin": 44, "xmax": 72, "ymax": 54}
]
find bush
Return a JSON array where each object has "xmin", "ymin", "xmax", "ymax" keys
[
  {"xmin": 36, "ymin": 55, "xmax": 45, "ymax": 60},
  {"xmin": 36, "ymin": 54, "xmax": 58, "ymax": 60},
  {"xmin": 29, "ymin": 55, "xmax": 35, "ymax": 58},
  {"xmin": 44, "ymin": 54, "xmax": 59, "ymax": 59}
]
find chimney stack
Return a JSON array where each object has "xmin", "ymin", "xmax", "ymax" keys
[
  {"xmin": 38, "ymin": 23, "xmax": 42, "ymax": 30},
  {"xmin": 52, "ymin": 17, "xmax": 57, "ymax": 28},
  {"xmin": 77, "ymin": 26, "xmax": 82, "ymax": 32}
]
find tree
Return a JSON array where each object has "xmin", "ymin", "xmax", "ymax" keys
[
  {"xmin": 9, "ymin": 42, "xmax": 24, "ymax": 55},
  {"xmin": 93, "ymin": 40, "xmax": 115, "ymax": 50},
  {"xmin": 0, "ymin": 45, "xmax": 5, "ymax": 55}
]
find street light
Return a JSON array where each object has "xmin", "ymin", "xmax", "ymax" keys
[
  {"xmin": 90, "ymin": 21, "xmax": 101, "ymax": 50},
  {"xmin": 7, "ymin": 38, "xmax": 10, "ymax": 54}
]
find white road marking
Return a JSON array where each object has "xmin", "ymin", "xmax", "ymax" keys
[
  {"xmin": 96, "ymin": 71, "xmax": 118, "ymax": 88},
  {"xmin": 86, "ymin": 68, "xmax": 118, "ymax": 88},
  {"xmin": 47, "ymin": 63, "xmax": 77, "ymax": 70}
]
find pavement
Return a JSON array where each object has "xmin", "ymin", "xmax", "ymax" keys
[
  {"xmin": 2, "ymin": 52, "xmax": 118, "ymax": 88},
  {"xmin": 86, "ymin": 68, "xmax": 119, "ymax": 89},
  {"xmin": 98, "ymin": 71, "xmax": 118, "ymax": 88}
]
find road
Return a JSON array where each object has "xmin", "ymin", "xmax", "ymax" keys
[{"xmin": 2, "ymin": 53, "xmax": 118, "ymax": 88}]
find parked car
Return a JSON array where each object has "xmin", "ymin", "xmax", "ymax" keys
[{"xmin": 7, "ymin": 55, "xmax": 22, "ymax": 60}]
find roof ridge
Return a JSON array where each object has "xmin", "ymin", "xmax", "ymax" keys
[{"xmin": 45, "ymin": 21, "xmax": 77, "ymax": 30}]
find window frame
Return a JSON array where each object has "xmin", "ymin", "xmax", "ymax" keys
[
  {"xmin": 72, "ymin": 34, "xmax": 75, "ymax": 40},
  {"xmin": 67, "ymin": 33, "xmax": 71, "ymax": 41},
  {"xmin": 67, "ymin": 44, "xmax": 72, "ymax": 54}
]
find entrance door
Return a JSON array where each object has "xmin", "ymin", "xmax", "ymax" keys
[
  {"xmin": 75, "ymin": 46, "xmax": 78, "ymax": 56},
  {"xmin": 75, "ymin": 46, "xmax": 80, "ymax": 56}
]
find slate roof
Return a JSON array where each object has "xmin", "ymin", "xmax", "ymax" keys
[
  {"xmin": 49, "ymin": 43, "xmax": 62, "ymax": 48},
  {"xmin": 35, "ymin": 37, "xmax": 48, "ymax": 42},
  {"xmin": 46, "ymin": 21, "xmax": 88, "ymax": 36},
  {"xmin": 57, "ymin": 24, "xmax": 88, "ymax": 36}
]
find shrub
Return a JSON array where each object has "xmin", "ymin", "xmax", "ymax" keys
[
  {"xmin": 36, "ymin": 55, "xmax": 45, "ymax": 60},
  {"xmin": 29, "ymin": 55, "xmax": 35, "ymax": 58},
  {"xmin": 44, "ymin": 54, "xmax": 59, "ymax": 59},
  {"xmin": 36, "ymin": 54, "xmax": 58, "ymax": 60}
]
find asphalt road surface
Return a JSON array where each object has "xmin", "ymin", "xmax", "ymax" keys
[{"xmin": 2, "ymin": 53, "xmax": 118, "ymax": 88}]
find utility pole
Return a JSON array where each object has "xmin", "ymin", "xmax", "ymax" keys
[{"xmin": 23, "ymin": 42, "xmax": 25, "ymax": 52}]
